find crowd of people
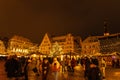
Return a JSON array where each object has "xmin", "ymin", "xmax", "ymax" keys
[
  {"xmin": 81, "ymin": 57, "xmax": 106, "ymax": 80},
  {"xmin": 4, "ymin": 55, "xmax": 62, "ymax": 80},
  {"xmin": 3, "ymin": 55, "xmax": 108, "ymax": 80}
]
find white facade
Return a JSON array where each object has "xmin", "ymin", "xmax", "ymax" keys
[{"xmin": 7, "ymin": 35, "xmax": 36, "ymax": 56}]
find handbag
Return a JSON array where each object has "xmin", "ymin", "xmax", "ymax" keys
[{"xmin": 32, "ymin": 67, "xmax": 38, "ymax": 73}]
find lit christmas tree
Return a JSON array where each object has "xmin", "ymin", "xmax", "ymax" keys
[{"xmin": 49, "ymin": 42, "xmax": 63, "ymax": 57}]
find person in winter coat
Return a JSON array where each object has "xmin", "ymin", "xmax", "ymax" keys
[
  {"xmin": 41, "ymin": 58, "xmax": 50, "ymax": 80},
  {"xmin": 51, "ymin": 57, "xmax": 60, "ymax": 80},
  {"xmin": 5, "ymin": 55, "xmax": 20, "ymax": 80},
  {"xmin": 84, "ymin": 57, "xmax": 91, "ymax": 79},
  {"xmin": 27, "ymin": 57, "xmax": 38, "ymax": 80},
  {"xmin": 24, "ymin": 58, "xmax": 30, "ymax": 80},
  {"xmin": 71, "ymin": 58, "xmax": 76, "ymax": 72},
  {"xmin": 87, "ymin": 60, "xmax": 102, "ymax": 80},
  {"xmin": 101, "ymin": 58, "xmax": 106, "ymax": 79}
]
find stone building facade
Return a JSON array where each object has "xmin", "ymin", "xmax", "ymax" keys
[
  {"xmin": 7, "ymin": 35, "xmax": 37, "ymax": 56},
  {"xmin": 81, "ymin": 36, "xmax": 100, "ymax": 56},
  {"xmin": 39, "ymin": 33, "xmax": 82, "ymax": 56}
]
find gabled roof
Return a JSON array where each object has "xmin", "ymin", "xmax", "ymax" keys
[
  {"xmin": 10, "ymin": 35, "xmax": 31, "ymax": 42},
  {"xmin": 83, "ymin": 33, "xmax": 120, "ymax": 43},
  {"xmin": 83, "ymin": 36, "xmax": 99, "ymax": 43},
  {"xmin": 98, "ymin": 33, "xmax": 120, "ymax": 40},
  {"xmin": 39, "ymin": 33, "xmax": 52, "ymax": 47}
]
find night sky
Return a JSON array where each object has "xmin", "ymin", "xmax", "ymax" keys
[{"xmin": 0, "ymin": 0, "xmax": 120, "ymax": 43}]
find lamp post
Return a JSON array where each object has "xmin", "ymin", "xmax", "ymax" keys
[{"xmin": 70, "ymin": 50, "xmax": 72, "ymax": 60}]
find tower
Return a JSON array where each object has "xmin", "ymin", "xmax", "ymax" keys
[{"xmin": 104, "ymin": 19, "xmax": 110, "ymax": 36}]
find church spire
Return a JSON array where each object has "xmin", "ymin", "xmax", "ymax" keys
[{"xmin": 104, "ymin": 19, "xmax": 110, "ymax": 36}]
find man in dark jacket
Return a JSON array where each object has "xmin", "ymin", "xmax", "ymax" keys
[
  {"xmin": 87, "ymin": 59, "xmax": 102, "ymax": 80},
  {"xmin": 5, "ymin": 55, "xmax": 20, "ymax": 80},
  {"xmin": 84, "ymin": 57, "xmax": 91, "ymax": 79},
  {"xmin": 41, "ymin": 58, "xmax": 49, "ymax": 80}
]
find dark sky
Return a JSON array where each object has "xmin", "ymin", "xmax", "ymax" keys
[{"xmin": 0, "ymin": 0, "xmax": 120, "ymax": 43}]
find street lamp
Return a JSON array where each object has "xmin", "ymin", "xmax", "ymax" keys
[{"xmin": 70, "ymin": 50, "xmax": 72, "ymax": 60}]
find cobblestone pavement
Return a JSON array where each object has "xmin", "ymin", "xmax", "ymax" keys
[{"xmin": 1, "ymin": 60, "xmax": 120, "ymax": 80}]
